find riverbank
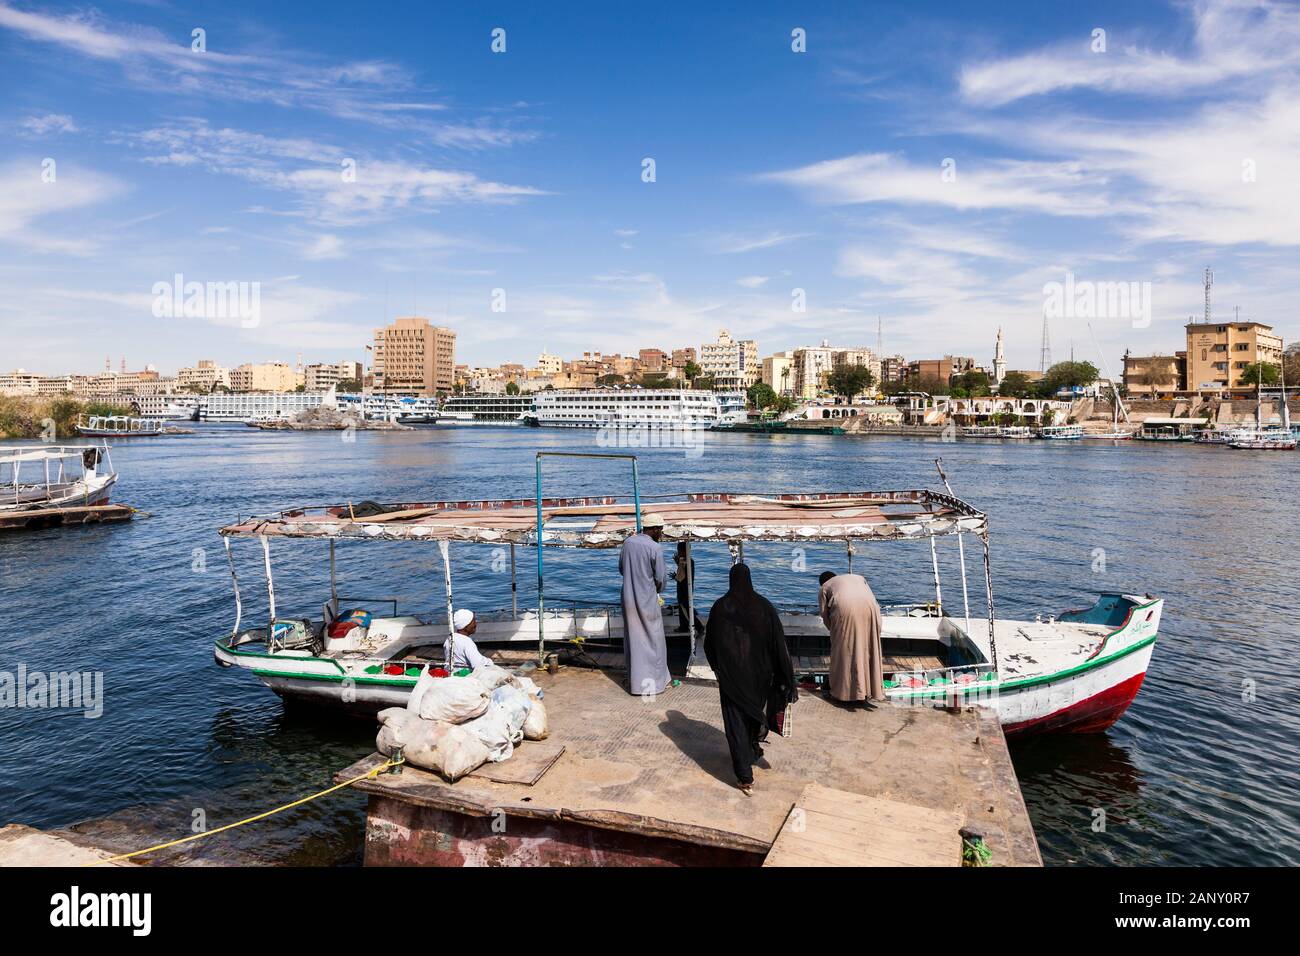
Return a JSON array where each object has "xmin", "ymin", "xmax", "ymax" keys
[{"xmin": 0, "ymin": 396, "xmax": 132, "ymax": 440}]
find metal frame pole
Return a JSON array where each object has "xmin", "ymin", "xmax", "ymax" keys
[
  {"xmin": 929, "ymin": 535, "xmax": 943, "ymax": 614},
  {"xmin": 956, "ymin": 534, "xmax": 972, "ymax": 636},
  {"xmin": 260, "ymin": 535, "xmax": 277, "ymax": 621},
  {"xmin": 510, "ymin": 542, "xmax": 518, "ymax": 620},
  {"xmin": 439, "ymin": 539, "xmax": 455, "ymax": 668},
  {"xmin": 685, "ymin": 542, "xmax": 696, "ymax": 663},
  {"xmin": 981, "ymin": 531, "xmax": 999, "ymax": 674},
  {"xmin": 224, "ymin": 537, "xmax": 242, "ymax": 638},
  {"xmin": 328, "ymin": 539, "xmax": 337, "ymax": 606}
]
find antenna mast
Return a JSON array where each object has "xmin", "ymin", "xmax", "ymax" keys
[
  {"xmin": 1039, "ymin": 314, "xmax": 1053, "ymax": 373},
  {"xmin": 1203, "ymin": 267, "xmax": 1214, "ymax": 324}
]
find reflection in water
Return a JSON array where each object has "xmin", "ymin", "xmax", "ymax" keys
[{"xmin": 2, "ymin": 426, "xmax": 1298, "ymax": 866}]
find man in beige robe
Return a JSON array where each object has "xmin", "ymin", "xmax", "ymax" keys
[{"xmin": 818, "ymin": 572, "xmax": 885, "ymax": 703}]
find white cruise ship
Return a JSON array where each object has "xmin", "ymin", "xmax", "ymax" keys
[
  {"xmin": 440, "ymin": 394, "xmax": 535, "ymax": 424},
  {"xmin": 532, "ymin": 389, "xmax": 741, "ymax": 429},
  {"xmin": 200, "ymin": 391, "xmax": 332, "ymax": 422}
]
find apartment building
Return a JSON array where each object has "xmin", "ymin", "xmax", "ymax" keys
[
  {"xmin": 699, "ymin": 329, "xmax": 760, "ymax": 390},
  {"xmin": 1184, "ymin": 320, "xmax": 1283, "ymax": 392},
  {"xmin": 372, "ymin": 317, "xmax": 457, "ymax": 396}
]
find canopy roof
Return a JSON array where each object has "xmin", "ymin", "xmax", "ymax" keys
[
  {"xmin": 219, "ymin": 490, "xmax": 987, "ymax": 547},
  {"xmin": 0, "ymin": 445, "xmax": 97, "ymax": 463}
]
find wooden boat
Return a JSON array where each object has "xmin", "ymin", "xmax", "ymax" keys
[
  {"xmin": 213, "ymin": 458, "xmax": 1159, "ymax": 737},
  {"xmin": 0, "ymin": 445, "xmax": 116, "ymax": 511}
]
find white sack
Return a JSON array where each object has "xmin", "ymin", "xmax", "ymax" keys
[{"xmin": 416, "ymin": 675, "xmax": 489, "ymax": 724}]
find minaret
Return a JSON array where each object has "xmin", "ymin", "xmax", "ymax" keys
[{"xmin": 993, "ymin": 326, "xmax": 1007, "ymax": 385}]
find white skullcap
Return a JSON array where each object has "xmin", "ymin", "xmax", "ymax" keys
[
  {"xmin": 641, "ymin": 514, "xmax": 665, "ymax": 528},
  {"xmin": 453, "ymin": 608, "xmax": 475, "ymax": 629}
]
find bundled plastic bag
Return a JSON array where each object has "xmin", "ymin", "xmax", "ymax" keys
[
  {"xmin": 376, "ymin": 716, "xmax": 490, "ymax": 781},
  {"xmin": 376, "ymin": 707, "xmax": 422, "ymax": 754},
  {"xmin": 416, "ymin": 675, "xmax": 489, "ymax": 724},
  {"xmin": 491, "ymin": 684, "xmax": 532, "ymax": 729},
  {"xmin": 509, "ymin": 674, "xmax": 544, "ymax": 700},
  {"xmin": 522, "ymin": 698, "xmax": 549, "ymax": 740},
  {"xmin": 407, "ymin": 666, "xmax": 437, "ymax": 714},
  {"xmin": 463, "ymin": 706, "xmax": 519, "ymax": 762},
  {"xmin": 469, "ymin": 663, "xmax": 514, "ymax": 693}
]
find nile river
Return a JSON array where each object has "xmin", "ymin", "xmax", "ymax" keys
[{"xmin": 1, "ymin": 425, "xmax": 1296, "ymax": 865}]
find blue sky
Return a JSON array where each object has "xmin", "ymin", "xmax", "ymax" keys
[{"xmin": 2, "ymin": 0, "xmax": 1298, "ymax": 376}]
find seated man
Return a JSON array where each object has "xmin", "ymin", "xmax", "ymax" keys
[{"xmin": 445, "ymin": 608, "xmax": 492, "ymax": 672}]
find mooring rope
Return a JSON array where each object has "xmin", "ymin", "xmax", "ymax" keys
[{"xmin": 83, "ymin": 757, "xmax": 402, "ymax": 866}]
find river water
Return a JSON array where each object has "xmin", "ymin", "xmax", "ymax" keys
[{"xmin": 1, "ymin": 425, "xmax": 1296, "ymax": 865}]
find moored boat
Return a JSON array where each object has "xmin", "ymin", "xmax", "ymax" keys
[
  {"xmin": 1037, "ymin": 424, "xmax": 1084, "ymax": 440},
  {"xmin": 213, "ymin": 459, "xmax": 1160, "ymax": 737},
  {"xmin": 76, "ymin": 415, "xmax": 181, "ymax": 437},
  {"xmin": 0, "ymin": 444, "xmax": 116, "ymax": 511}
]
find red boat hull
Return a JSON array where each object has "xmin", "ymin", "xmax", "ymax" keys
[{"xmin": 1003, "ymin": 671, "xmax": 1148, "ymax": 738}]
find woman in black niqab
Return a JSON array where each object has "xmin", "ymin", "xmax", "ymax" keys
[{"xmin": 705, "ymin": 563, "xmax": 797, "ymax": 793}]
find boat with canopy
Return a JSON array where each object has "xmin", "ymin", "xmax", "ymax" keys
[
  {"xmin": 214, "ymin": 454, "xmax": 1161, "ymax": 737},
  {"xmin": 0, "ymin": 444, "xmax": 116, "ymax": 512}
]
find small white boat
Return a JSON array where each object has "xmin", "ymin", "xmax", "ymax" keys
[
  {"xmin": 76, "ymin": 415, "xmax": 171, "ymax": 438},
  {"xmin": 1081, "ymin": 431, "xmax": 1133, "ymax": 440},
  {"xmin": 959, "ymin": 425, "xmax": 1001, "ymax": 438},
  {"xmin": 213, "ymin": 464, "xmax": 1160, "ymax": 737},
  {"xmin": 0, "ymin": 444, "xmax": 116, "ymax": 511},
  {"xmin": 997, "ymin": 426, "xmax": 1034, "ymax": 439},
  {"xmin": 1037, "ymin": 424, "xmax": 1084, "ymax": 440}
]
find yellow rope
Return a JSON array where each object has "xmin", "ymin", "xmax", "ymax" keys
[{"xmin": 84, "ymin": 758, "xmax": 400, "ymax": 866}]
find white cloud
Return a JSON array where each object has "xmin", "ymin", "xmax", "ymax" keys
[
  {"xmin": 705, "ymin": 230, "xmax": 812, "ymax": 254},
  {"xmin": 0, "ymin": 159, "xmax": 122, "ymax": 254},
  {"xmin": 959, "ymin": 0, "xmax": 1300, "ymax": 106},
  {"xmin": 20, "ymin": 113, "xmax": 77, "ymax": 135},
  {"xmin": 762, "ymin": 152, "xmax": 1118, "ymax": 217},
  {"xmin": 736, "ymin": 275, "xmax": 769, "ymax": 288}
]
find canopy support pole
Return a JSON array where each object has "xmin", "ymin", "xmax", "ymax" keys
[
  {"xmin": 439, "ymin": 540, "xmax": 455, "ymax": 668},
  {"xmin": 929, "ymin": 536, "xmax": 943, "ymax": 614},
  {"xmin": 224, "ymin": 537, "xmax": 242, "ymax": 639},
  {"xmin": 980, "ymin": 531, "xmax": 999, "ymax": 674},
  {"xmin": 685, "ymin": 542, "xmax": 696, "ymax": 664},
  {"xmin": 328, "ymin": 539, "xmax": 337, "ymax": 605},
  {"xmin": 510, "ymin": 543, "xmax": 518, "ymax": 620},
  {"xmin": 846, "ymin": 539, "xmax": 855, "ymax": 573},
  {"xmin": 956, "ymin": 533, "xmax": 972, "ymax": 636},
  {"xmin": 260, "ymin": 535, "xmax": 276, "ymax": 621}
]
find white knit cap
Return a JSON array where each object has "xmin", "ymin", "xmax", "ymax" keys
[{"xmin": 453, "ymin": 608, "xmax": 475, "ymax": 629}]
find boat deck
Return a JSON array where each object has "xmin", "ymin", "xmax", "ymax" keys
[{"xmin": 339, "ymin": 666, "xmax": 1041, "ymax": 866}]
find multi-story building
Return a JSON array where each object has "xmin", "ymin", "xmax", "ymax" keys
[
  {"xmin": 1122, "ymin": 351, "xmax": 1187, "ymax": 399},
  {"xmin": 372, "ymin": 317, "xmax": 456, "ymax": 396},
  {"xmin": 1184, "ymin": 320, "xmax": 1283, "ymax": 392},
  {"xmin": 905, "ymin": 356, "xmax": 977, "ymax": 386},
  {"xmin": 699, "ymin": 329, "xmax": 760, "ymax": 391},
  {"xmin": 791, "ymin": 344, "xmax": 836, "ymax": 399},
  {"xmin": 879, "ymin": 355, "xmax": 908, "ymax": 385},
  {"xmin": 177, "ymin": 360, "xmax": 231, "ymax": 393},
  {"xmin": 832, "ymin": 347, "xmax": 881, "ymax": 388},
  {"xmin": 230, "ymin": 362, "xmax": 297, "ymax": 393},
  {"xmin": 536, "ymin": 351, "xmax": 563, "ymax": 376},
  {"xmin": 304, "ymin": 360, "xmax": 364, "ymax": 391},
  {"xmin": 638, "ymin": 349, "xmax": 667, "ymax": 373},
  {"xmin": 671, "ymin": 347, "xmax": 697, "ymax": 371},
  {"xmin": 0, "ymin": 369, "xmax": 42, "ymax": 396},
  {"xmin": 762, "ymin": 352, "xmax": 794, "ymax": 396}
]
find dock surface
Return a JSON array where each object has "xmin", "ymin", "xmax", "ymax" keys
[
  {"xmin": 341, "ymin": 666, "xmax": 1041, "ymax": 866},
  {"xmin": 0, "ymin": 824, "xmax": 128, "ymax": 866}
]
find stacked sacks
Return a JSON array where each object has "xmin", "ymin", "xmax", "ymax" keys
[{"xmin": 375, "ymin": 665, "xmax": 548, "ymax": 779}]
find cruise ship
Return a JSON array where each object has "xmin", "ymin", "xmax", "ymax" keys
[
  {"xmin": 201, "ymin": 391, "xmax": 331, "ymax": 423},
  {"xmin": 335, "ymin": 394, "xmax": 440, "ymax": 423},
  {"xmin": 439, "ymin": 393, "xmax": 535, "ymax": 425},
  {"xmin": 532, "ymin": 389, "xmax": 745, "ymax": 429}
]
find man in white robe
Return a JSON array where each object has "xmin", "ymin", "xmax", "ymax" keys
[
  {"xmin": 620, "ymin": 514, "xmax": 671, "ymax": 695},
  {"xmin": 445, "ymin": 608, "xmax": 492, "ymax": 672}
]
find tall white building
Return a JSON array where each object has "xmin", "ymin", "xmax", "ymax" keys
[{"xmin": 699, "ymin": 329, "xmax": 760, "ymax": 390}]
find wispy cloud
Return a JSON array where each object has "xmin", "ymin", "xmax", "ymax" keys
[
  {"xmin": 19, "ymin": 113, "xmax": 77, "ymax": 135},
  {"xmin": 0, "ymin": 158, "xmax": 123, "ymax": 254},
  {"xmin": 704, "ymin": 229, "xmax": 813, "ymax": 254}
]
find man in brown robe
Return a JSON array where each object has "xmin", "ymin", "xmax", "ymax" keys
[{"xmin": 818, "ymin": 571, "xmax": 885, "ymax": 703}]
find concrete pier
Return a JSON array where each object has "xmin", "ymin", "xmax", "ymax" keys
[{"xmin": 339, "ymin": 667, "xmax": 1041, "ymax": 867}]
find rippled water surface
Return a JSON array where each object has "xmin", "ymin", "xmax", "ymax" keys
[{"xmin": 1, "ymin": 426, "xmax": 1296, "ymax": 865}]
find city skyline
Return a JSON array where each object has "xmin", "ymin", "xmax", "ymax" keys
[{"xmin": 4, "ymin": 0, "xmax": 1300, "ymax": 374}]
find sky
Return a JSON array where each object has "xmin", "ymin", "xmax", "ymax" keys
[{"xmin": 1, "ymin": 0, "xmax": 1298, "ymax": 377}]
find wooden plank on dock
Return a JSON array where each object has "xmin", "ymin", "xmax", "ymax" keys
[
  {"xmin": 468, "ymin": 743, "xmax": 566, "ymax": 786},
  {"xmin": 763, "ymin": 783, "xmax": 962, "ymax": 867}
]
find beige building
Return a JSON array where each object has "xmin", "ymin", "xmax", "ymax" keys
[
  {"xmin": 1122, "ymin": 352, "xmax": 1186, "ymax": 399},
  {"xmin": 0, "ymin": 369, "xmax": 42, "ymax": 396},
  {"xmin": 1184, "ymin": 320, "xmax": 1283, "ymax": 392},
  {"xmin": 304, "ymin": 360, "xmax": 364, "ymax": 391},
  {"xmin": 372, "ymin": 317, "xmax": 456, "ymax": 396},
  {"xmin": 178, "ymin": 360, "xmax": 231, "ymax": 393},
  {"xmin": 230, "ymin": 362, "xmax": 297, "ymax": 393},
  {"xmin": 700, "ymin": 329, "xmax": 760, "ymax": 390},
  {"xmin": 762, "ymin": 352, "xmax": 795, "ymax": 395},
  {"xmin": 536, "ymin": 351, "xmax": 563, "ymax": 376}
]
